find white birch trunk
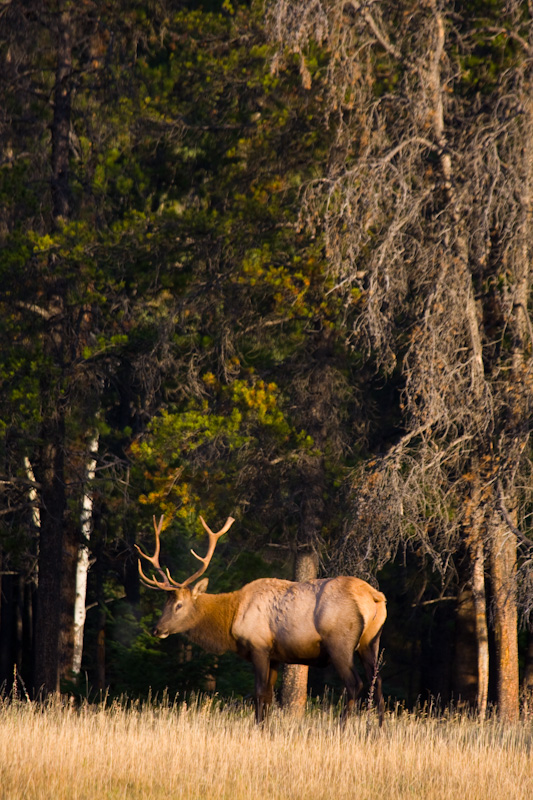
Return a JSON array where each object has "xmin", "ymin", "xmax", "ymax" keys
[
  {"xmin": 72, "ymin": 433, "xmax": 99, "ymax": 677},
  {"xmin": 23, "ymin": 456, "xmax": 41, "ymax": 533}
]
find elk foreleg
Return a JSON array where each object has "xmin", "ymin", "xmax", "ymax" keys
[
  {"xmin": 252, "ymin": 652, "xmax": 277, "ymax": 723},
  {"xmin": 266, "ymin": 660, "xmax": 279, "ymax": 717}
]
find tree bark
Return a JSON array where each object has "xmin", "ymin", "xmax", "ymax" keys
[
  {"xmin": 34, "ymin": 3, "xmax": 75, "ymax": 695},
  {"xmin": 95, "ymin": 552, "xmax": 106, "ymax": 693},
  {"xmin": 58, "ymin": 519, "xmax": 78, "ymax": 685},
  {"xmin": 0, "ymin": 566, "xmax": 14, "ymax": 687},
  {"xmin": 281, "ymin": 547, "xmax": 319, "ymax": 715},
  {"xmin": 472, "ymin": 539, "xmax": 489, "ymax": 718},
  {"xmin": 51, "ymin": 4, "xmax": 73, "ymax": 222},
  {"xmin": 523, "ymin": 630, "xmax": 533, "ymax": 705},
  {"xmin": 463, "ymin": 473, "xmax": 490, "ymax": 717},
  {"xmin": 487, "ymin": 151, "xmax": 533, "ymax": 721},
  {"xmin": 33, "ymin": 411, "xmax": 67, "ymax": 696},
  {"xmin": 489, "ymin": 514, "xmax": 519, "ymax": 722},
  {"xmin": 451, "ymin": 585, "xmax": 478, "ymax": 708},
  {"xmin": 72, "ymin": 434, "xmax": 99, "ymax": 677}
]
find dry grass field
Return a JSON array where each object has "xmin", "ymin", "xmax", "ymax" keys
[{"xmin": 1, "ymin": 695, "xmax": 532, "ymax": 800}]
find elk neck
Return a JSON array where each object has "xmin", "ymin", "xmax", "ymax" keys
[{"xmin": 185, "ymin": 590, "xmax": 241, "ymax": 654}]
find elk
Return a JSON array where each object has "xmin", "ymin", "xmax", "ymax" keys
[{"xmin": 135, "ymin": 514, "xmax": 387, "ymax": 724}]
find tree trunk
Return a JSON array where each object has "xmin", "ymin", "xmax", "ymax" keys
[
  {"xmin": 96, "ymin": 622, "xmax": 106, "ymax": 694},
  {"xmin": 35, "ymin": 2, "xmax": 75, "ymax": 695},
  {"xmin": 486, "ymin": 189, "xmax": 532, "ymax": 721},
  {"xmin": 451, "ymin": 585, "xmax": 478, "ymax": 708},
  {"xmin": 489, "ymin": 514, "xmax": 519, "ymax": 722},
  {"xmin": 523, "ymin": 630, "xmax": 533, "ymax": 712},
  {"xmin": 0, "ymin": 567, "xmax": 15, "ymax": 687},
  {"xmin": 72, "ymin": 434, "xmax": 99, "ymax": 677},
  {"xmin": 472, "ymin": 538, "xmax": 489, "ymax": 718},
  {"xmin": 23, "ymin": 457, "xmax": 39, "ymax": 689},
  {"xmin": 33, "ymin": 416, "xmax": 66, "ymax": 696},
  {"xmin": 281, "ymin": 547, "xmax": 319, "ymax": 716},
  {"xmin": 95, "ymin": 554, "xmax": 106, "ymax": 693},
  {"xmin": 22, "ymin": 579, "xmax": 35, "ymax": 691},
  {"xmin": 58, "ymin": 520, "xmax": 78, "ymax": 685},
  {"xmin": 51, "ymin": 4, "xmax": 73, "ymax": 222},
  {"xmin": 463, "ymin": 475, "xmax": 490, "ymax": 718}
]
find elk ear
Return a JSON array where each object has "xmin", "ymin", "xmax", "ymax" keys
[{"xmin": 192, "ymin": 577, "xmax": 209, "ymax": 598}]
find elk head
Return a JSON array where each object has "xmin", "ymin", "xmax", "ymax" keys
[{"xmin": 135, "ymin": 514, "xmax": 235, "ymax": 638}]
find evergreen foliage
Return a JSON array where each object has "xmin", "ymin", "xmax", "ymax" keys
[{"xmin": 1, "ymin": 0, "xmax": 532, "ymax": 711}]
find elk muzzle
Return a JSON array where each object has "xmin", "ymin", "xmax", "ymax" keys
[{"xmin": 152, "ymin": 623, "xmax": 169, "ymax": 639}]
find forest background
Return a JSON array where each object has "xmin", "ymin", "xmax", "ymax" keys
[{"xmin": 1, "ymin": 0, "xmax": 533, "ymax": 723}]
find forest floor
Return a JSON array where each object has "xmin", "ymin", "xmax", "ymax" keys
[{"xmin": 0, "ymin": 695, "xmax": 532, "ymax": 799}]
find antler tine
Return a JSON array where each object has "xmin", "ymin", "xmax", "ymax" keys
[
  {"xmin": 136, "ymin": 559, "xmax": 171, "ymax": 591},
  {"xmin": 181, "ymin": 515, "xmax": 235, "ymax": 588},
  {"xmin": 151, "ymin": 514, "xmax": 163, "ymax": 560},
  {"xmin": 134, "ymin": 514, "xmax": 180, "ymax": 591}
]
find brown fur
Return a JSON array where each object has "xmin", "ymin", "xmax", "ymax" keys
[{"xmin": 152, "ymin": 575, "xmax": 386, "ymax": 724}]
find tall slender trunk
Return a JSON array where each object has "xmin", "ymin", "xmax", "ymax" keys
[
  {"xmin": 34, "ymin": 3, "xmax": 74, "ymax": 695},
  {"xmin": 452, "ymin": 585, "xmax": 478, "ymax": 708},
  {"xmin": 281, "ymin": 547, "xmax": 319, "ymax": 715},
  {"xmin": 23, "ymin": 457, "xmax": 39, "ymax": 688},
  {"xmin": 523, "ymin": 630, "xmax": 533, "ymax": 708},
  {"xmin": 487, "ymin": 152, "xmax": 533, "ymax": 720},
  {"xmin": 33, "ymin": 408, "xmax": 67, "ymax": 695},
  {"xmin": 464, "ymin": 477, "xmax": 489, "ymax": 717},
  {"xmin": 58, "ymin": 519, "xmax": 78, "ymax": 684},
  {"xmin": 281, "ymin": 450, "xmax": 325, "ymax": 715},
  {"xmin": 72, "ymin": 433, "xmax": 99, "ymax": 677},
  {"xmin": 489, "ymin": 513, "xmax": 519, "ymax": 722},
  {"xmin": 0, "ymin": 561, "xmax": 14, "ymax": 687},
  {"xmin": 24, "ymin": 457, "xmax": 40, "ymax": 532},
  {"xmin": 51, "ymin": 4, "xmax": 73, "ymax": 222},
  {"xmin": 472, "ymin": 538, "xmax": 489, "ymax": 718},
  {"xmin": 95, "ymin": 548, "xmax": 106, "ymax": 693}
]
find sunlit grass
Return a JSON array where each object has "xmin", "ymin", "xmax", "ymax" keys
[{"xmin": 1, "ymin": 694, "xmax": 532, "ymax": 799}]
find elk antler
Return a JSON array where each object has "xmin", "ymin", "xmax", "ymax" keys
[
  {"xmin": 135, "ymin": 514, "xmax": 235, "ymax": 591},
  {"xmin": 134, "ymin": 515, "xmax": 180, "ymax": 591}
]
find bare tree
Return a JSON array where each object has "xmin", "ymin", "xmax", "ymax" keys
[{"xmin": 267, "ymin": 0, "xmax": 533, "ymax": 719}]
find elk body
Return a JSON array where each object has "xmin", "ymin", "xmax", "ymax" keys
[{"xmin": 136, "ymin": 515, "xmax": 387, "ymax": 723}]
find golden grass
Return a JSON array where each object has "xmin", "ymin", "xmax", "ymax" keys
[{"xmin": 1, "ymin": 696, "xmax": 532, "ymax": 800}]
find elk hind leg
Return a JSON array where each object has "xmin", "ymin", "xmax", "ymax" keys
[
  {"xmin": 328, "ymin": 640, "xmax": 364, "ymax": 721},
  {"xmin": 358, "ymin": 633, "xmax": 384, "ymax": 725}
]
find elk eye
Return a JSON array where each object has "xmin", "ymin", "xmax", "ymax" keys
[{"xmin": 175, "ymin": 602, "xmax": 183, "ymax": 611}]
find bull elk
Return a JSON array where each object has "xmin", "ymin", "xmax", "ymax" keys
[{"xmin": 135, "ymin": 514, "xmax": 386, "ymax": 723}]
